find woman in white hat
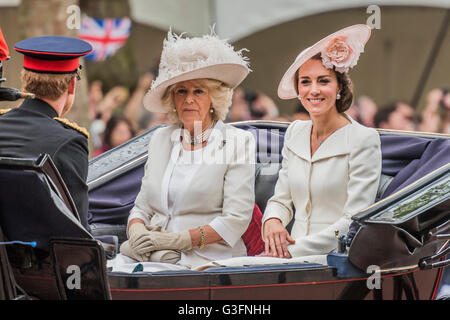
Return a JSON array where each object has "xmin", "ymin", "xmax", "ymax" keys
[
  {"xmin": 261, "ymin": 25, "xmax": 382, "ymax": 260},
  {"xmin": 119, "ymin": 30, "xmax": 256, "ymax": 268}
]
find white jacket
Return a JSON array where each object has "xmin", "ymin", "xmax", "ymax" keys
[
  {"xmin": 128, "ymin": 121, "xmax": 256, "ymax": 267},
  {"xmin": 262, "ymin": 116, "xmax": 382, "ymax": 258}
]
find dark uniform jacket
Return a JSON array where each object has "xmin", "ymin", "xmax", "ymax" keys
[{"xmin": 0, "ymin": 99, "xmax": 90, "ymax": 230}]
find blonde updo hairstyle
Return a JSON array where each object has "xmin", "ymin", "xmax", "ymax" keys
[{"xmin": 161, "ymin": 78, "xmax": 233, "ymax": 124}]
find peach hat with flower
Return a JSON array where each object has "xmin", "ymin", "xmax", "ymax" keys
[{"xmin": 278, "ymin": 24, "xmax": 371, "ymax": 100}]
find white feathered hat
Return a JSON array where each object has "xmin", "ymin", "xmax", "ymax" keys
[{"xmin": 143, "ymin": 29, "xmax": 251, "ymax": 112}]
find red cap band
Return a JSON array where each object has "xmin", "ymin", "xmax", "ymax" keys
[{"xmin": 23, "ymin": 55, "xmax": 79, "ymax": 73}]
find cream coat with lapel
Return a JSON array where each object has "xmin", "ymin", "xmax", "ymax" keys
[
  {"xmin": 262, "ymin": 116, "xmax": 382, "ymax": 258},
  {"xmin": 128, "ymin": 121, "xmax": 256, "ymax": 268}
]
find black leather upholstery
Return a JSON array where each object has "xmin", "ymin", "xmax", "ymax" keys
[
  {"xmin": 0, "ymin": 156, "xmax": 92, "ymax": 252},
  {"xmin": 50, "ymin": 238, "xmax": 112, "ymax": 300}
]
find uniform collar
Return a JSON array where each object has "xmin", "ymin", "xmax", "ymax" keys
[
  {"xmin": 286, "ymin": 114, "xmax": 355, "ymax": 162},
  {"xmin": 20, "ymin": 98, "xmax": 58, "ymax": 119}
]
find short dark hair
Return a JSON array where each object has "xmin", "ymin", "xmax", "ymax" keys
[{"xmin": 374, "ymin": 102, "xmax": 398, "ymax": 127}]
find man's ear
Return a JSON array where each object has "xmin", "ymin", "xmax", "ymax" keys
[{"xmin": 67, "ymin": 77, "xmax": 76, "ymax": 95}]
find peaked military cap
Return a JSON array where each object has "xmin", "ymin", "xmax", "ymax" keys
[{"xmin": 14, "ymin": 36, "xmax": 93, "ymax": 74}]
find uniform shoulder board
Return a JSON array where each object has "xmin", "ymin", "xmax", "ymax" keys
[
  {"xmin": 0, "ymin": 108, "xmax": 11, "ymax": 115},
  {"xmin": 54, "ymin": 117, "xmax": 90, "ymax": 139}
]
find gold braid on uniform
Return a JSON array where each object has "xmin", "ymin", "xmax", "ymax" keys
[
  {"xmin": 0, "ymin": 108, "xmax": 11, "ymax": 115},
  {"xmin": 54, "ymin": 117, "xmax": 90, "ymax": 139}
]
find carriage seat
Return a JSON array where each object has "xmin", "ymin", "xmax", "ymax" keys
[
  {"xmin": 0, "ymin": 154, "xmax": 91, "ymax": 252},
  {"xmin": 0, "ymin": 154, "xmax": 117, "ymax": 259}
]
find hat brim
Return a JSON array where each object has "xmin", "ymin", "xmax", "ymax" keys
[
  {"xmin": 277, "ymin": 24, "xmax": 371, "ymax": 100},
  {"xmin": 143, "ymin": 63, "xmax": 249, "ymax": 112}
]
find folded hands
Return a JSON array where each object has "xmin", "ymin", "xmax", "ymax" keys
[{"xmin": 120, "ymin": 223, "xmax": 192, "ymax": 262}]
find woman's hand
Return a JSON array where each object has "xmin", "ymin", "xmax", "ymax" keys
[
  {"xmin": 128, "ymin": 222, "xmax": 150, "ymax": 248},
  {"xmin": 133, "ymin": 229, "xmax": 192, "ymax": 254},
  {"xmin": 120, "ymin": 240, "xmax": 149, "ymax": 262},
  {"xmin": 263, "ymin": 218, "xmax": 295, "ymax": 258}
]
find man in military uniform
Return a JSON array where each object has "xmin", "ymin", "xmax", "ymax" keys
[{"xmin": 0, "ymin": 36, "xmax": 93, "ymax": 231}]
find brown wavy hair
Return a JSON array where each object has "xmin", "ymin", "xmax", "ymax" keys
[
  {"xmin": 295, "ymin": 53, "xmax": 353, "ymax": 113},
  {"xmin": 21, "ymin": 69, "xmax": 76, "ymax": 100}
]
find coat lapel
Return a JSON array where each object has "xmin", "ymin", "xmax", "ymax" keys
[
  {"xmin": 285, "ymin": 115, "xmax": 356, "ymax": 163},
  {"xmin": 312, "ymin": 114, "xmax": 356, "ymax": 162},
  {"xmin": 311, "ymin": 125, "xmax": 350, "ymax": 162},
  {"xmin": 158, "ymin": 126, "xmax": 181, "ymax": 214},
  {"xmin": 285, "ymin": 121, "xmax": 312, "ymax": 162}
]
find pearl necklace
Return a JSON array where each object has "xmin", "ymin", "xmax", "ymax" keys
[{"xmin": 182, "ymin": 121, "xmax": 215, "ymax": 146}]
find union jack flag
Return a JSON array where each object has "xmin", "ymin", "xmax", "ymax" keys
[{"xmin": 79, "ymin": 16, "xmax": 131, "ymax": 61}]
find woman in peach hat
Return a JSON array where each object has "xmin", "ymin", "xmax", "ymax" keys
[{"xmin": 261, "ymin": 25, "xmax": 382, "ymax": 260}]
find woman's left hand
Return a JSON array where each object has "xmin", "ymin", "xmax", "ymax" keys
[{"xmin": 263, "ymin": 218, "xmax": 295, "ymax": 258}]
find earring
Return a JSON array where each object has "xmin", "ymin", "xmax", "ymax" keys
[
  {"xmin": 336, "ymin": 93, "xmax": 341, "ymax": 100},
  {"xmin": 173, "ymin": 108, "xmax": 176, "ymax": 112},
  {"xmin": 210, "ymin": 108, "xmax": 214, "ymax": 113}
]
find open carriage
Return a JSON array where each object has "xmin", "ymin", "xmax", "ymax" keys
[{"xmin": 0, "ymin": 120, "xmax": 448, "ymax": 300}]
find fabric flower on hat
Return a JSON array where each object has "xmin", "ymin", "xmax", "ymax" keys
[{"xmin": 321, "ymin": 36, "xmax": 364, "ymax": 73}]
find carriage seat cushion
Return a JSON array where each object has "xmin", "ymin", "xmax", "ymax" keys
[{"xmin": 242, "ymin": 204, "xmax": 264, "ymax": 256}]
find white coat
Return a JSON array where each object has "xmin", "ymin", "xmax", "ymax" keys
[
  {"xmin": 128, "ymin": 121, "xmax": 256, "ymax": 268},
  {"xmin": 262, "ymin": 116, "xmax": 382, "ymax": 258}
]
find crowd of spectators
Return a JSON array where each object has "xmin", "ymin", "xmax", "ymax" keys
[
  {"xmin": 88, "ymin": 78, "xmax": 450, "ymax": 158},
  {"xmin": 88, "ymin": 71, "xmax": 170, "ymax": 157}
]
